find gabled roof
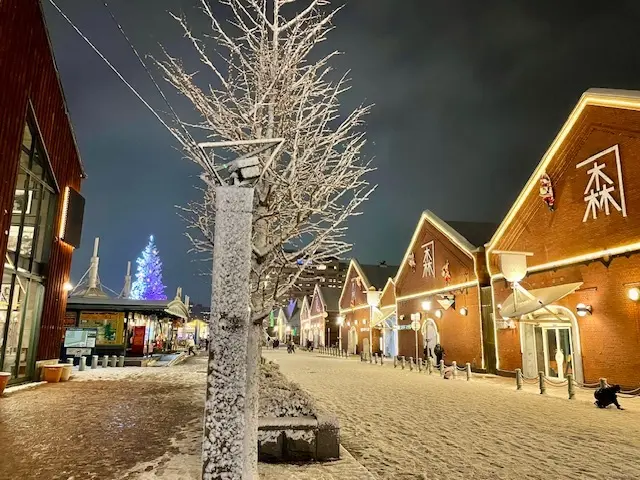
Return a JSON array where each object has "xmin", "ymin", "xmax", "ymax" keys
[
  {"xmin": 338, "ymin": 258, "xmax": 398, "ymax": 308},
  {"xmin": 360, "ymin": 263, "xmax": 398, "ymax": 291},
  {"xmin": 318, "ymin": 286, "xmax": 340, "ymax": 312},
  {"xmin": 395, "ymin": 210, "xmax": 494, "ymax": 283},
  {"xmin": 300, "ymin": 295, "xmax": 311, "ymax": 320},
  {"xmin": 487, "ymin": 88, "xmax": 640, "ymax": 252}
]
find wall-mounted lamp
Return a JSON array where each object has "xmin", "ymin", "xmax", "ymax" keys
[
  {"xmin": 459, "ymin": 307, "xmax": 468, "ymax": 316},
  {"xmin": 336, "ymin": 315, "xmax": 344, "ymax": 326},
  {"xmin": 497, "ymin": 304, "xmax": 502, "ymax": 310},
  {"xmin": 628, "ymin": 288, "xmax": 640, "ymax": 302},
  {"xmin": 347, "ymin": 321, "xmax": 351, "ymax": 327},
  {"xmin": 576, "ymin": 303, "xmax": 592, "ymax": 317},
  {"xmin": 63, "ymin": 282, "xmax": 73, "ymax": 292},
  {"xmin": 421, "ymin": 300, "xmax": 432, "ymax": 311},
  {"xmin": 362, "ymin": 319, "xmax": 367, "ymax": 325},
  {"xmin": 434, "ymin": 309, "xmax": 443, "ymax": 319}
]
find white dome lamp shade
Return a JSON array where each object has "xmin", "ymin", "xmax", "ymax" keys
[{"xmin": 494, "ymin": 250, "xmax": 534, "ymax": 283}]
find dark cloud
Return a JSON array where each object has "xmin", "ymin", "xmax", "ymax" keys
[{"xmin": 43, "ymin": 0, "xmax": 640, "ymax": 303}]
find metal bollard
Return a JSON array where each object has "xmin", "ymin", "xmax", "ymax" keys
[
  {"xmin": 418, "ymin": 357, "xmax": 423, "ymax": 372},
  {"xmin": 515, "ymin": 368, "xmax": 523, "ymax": 390},
  {"xmin": 567, "ymin": 373, "xmax": 575, "ymax": 400},
  {"xmin": 91, "ymin": 355, "xmax": 98, "ymax": 369},
  {"xmin": 599, "ymin": 377, "xmax": 607, "ymax": 389},
  {"xmin": 401, "ymin": 356, "xmax": 406, "ymax": 369},
  {"xmin": 380, "ymin": 354, "xmax": 384, "ymax": 365},
  {"xmin": 409, "ymin": 357, "xmax": 414, "ymax": 371},
  {"xmin": 369, "ymin": 352, "xmax": 373, "ymax": 364},
  {"xmin": 394, "ymin": 356, "xmax": 398, "ymax": 368},
  {"xmin": 538, "ymin": 371, "xmax": 546, "ymax": 394},
  {"xmin": 427, "ymin": 359, "xmax": 433, "ymax": 375},
  {"xmin": 79, "ymin": 356, "xmax": 86, "ymax": 371},
  {"xmin": 118, "ymin": 355, "xmax": 125, "ymax": 368},
  {"xmin": 110, "ymin": 355, "xmax": 118, "ymax": 368},
  {"xmin": 439, "ymin": 360, "xmax": 444, "ymax": 377},
  {"xmin": 102, "ymin": 355, "xmax": 109, "ymax": 368},
  {"xmin": 466, "ymin": 362, "xmax": 472, "ymax": 381},
  {"xmin": 452, "ymin": 361, "xmax": 457, "ymax": 378}
]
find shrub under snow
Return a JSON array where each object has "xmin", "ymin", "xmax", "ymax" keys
[{"xmin": 259, "ymin": 361, "xmax": 316, "ymax": 418}]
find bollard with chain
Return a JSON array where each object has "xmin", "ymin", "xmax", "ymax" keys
[
  {"xmin": 439, "ymin": 360, "xmax": 444, "ymax": 377},
  {"xmin": 515, "ymin": 368, "xmax": 523, "ymax": 390},
  {"xmin": 79, "ymin": 356, "xmax": 86, "ymax": 371},
  {"xmin": 401, "ymin": 356, "xmax": 406, "ymax": 370},
  {"xmin": 409, "ymin": 357, "xmax": 414, "ymax": 371},
  {"xmin": 452, "ymin": 361, "xmax": 457, "ymax": 378},
  {"xmin": 118, "ymin": 355, "xmax": 125, "ymax": 368},
  {"xmin": 567, "ymin": 373, "xmax": 575, "ymax": 400},
  {"xmin": 427, "ymin": 359, "xmax": 433, "ymax": 375},
  {"xmin": 599, "ymin": 377, "xmax": 607, "ymax": 389},
  {"xmin": 102, "ymin": 355, "xmax": 109, "ymax": 368},
  {"xmin": 538, "ymin": 371, "xmax": 546, "ymax": 394},
  {"xmin": 91, "ymin": 355, "xmax": 98, "ymax": 369},
  {"xmin": 394, "ymin": 356, "xmax": 398, "ymax": 368},
  {"xmin": 466, "ymin": 363, "xmax": 471, "ymax": 381},
  {"xmin": 369, "ymin": 352, "xmax": 373, "ymax": 364},
  {"xmin": 418, "ymin": 357, "xmax": 423, "ymax": 372}
]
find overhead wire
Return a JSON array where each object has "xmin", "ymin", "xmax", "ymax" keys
[{"xmin": 46, "ymin": 0, "xmax": 223, "ymax": 184}]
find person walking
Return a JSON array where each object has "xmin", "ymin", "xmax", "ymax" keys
[
  {"xmin": 187, "ymin": 336, "xmax": 196, "ymax": 356},
  {"xmin": 434, "ymin": 343, "xmax": 445, "ymax": 367}
]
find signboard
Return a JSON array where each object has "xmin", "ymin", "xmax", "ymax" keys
[
  {"xmin": 79, "ymin": 311, "xmax": 125, "ymax": 346},
  {"xmin": 131, "ymin": 326, "xmax": 146, "ymax": 356},
  {"xmin": 66, "ymin": 347, "xmax": 92, "ymax": 357},
  {"xmin": 396, "ymin": 324, "xmax": 413, "ymax": 331},
  {"xmin": 411, "ymin": 321, "xmax": 421, "ymax": 331},
  {"xmin": 64, "ymin": 328, "xmax": 97, "ymax": 348},
  {"xmin": 62, "ymin": 311, "xmax": 77, "ymax": 341}
]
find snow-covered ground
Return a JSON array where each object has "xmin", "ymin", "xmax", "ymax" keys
[{"xmin": 264, "ymin": 350, "xmax": 640, "ymax": 480}]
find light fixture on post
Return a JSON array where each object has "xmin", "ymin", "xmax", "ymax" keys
[
  {"xmin": 421, "ymin": 300, "xmax": 432, "ymax": 311},
  {"xmin": 628, "ymin": 287, "xmax": 640, "ymax": 301},
  {"xmin": 410, "ymin": 313, "xmax": 421, "ymax": 362},
  {"xmin": 336, "ymin": 315, "xmax": 344, "ymax": 353},
  {"xmin": 459, "ymin": 307, "xmax": 468, "ymax": 316},
  {"xmin": 366, "ymin": 287, "xmax": 382, "ymax": 360},
  {"xmin": 576, "ymin": 303, "xmax": 592, "ymax": 317}
]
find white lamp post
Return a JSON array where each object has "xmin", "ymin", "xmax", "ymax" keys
[
  {"xmin": 366, "ymin": 287, "xmax": 382, "ymax": 359},
  {"xmin": 410, "ymin": 313, "xmax": 421, "ymax": 362},
  {"xmin": 336, "ymin": 315, "xmax": 344, "ymax": 352}
]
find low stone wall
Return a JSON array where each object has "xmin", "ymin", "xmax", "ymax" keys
[{"xmin": 258, "ymin": 413, "xmax": 340, "ymax": 462}]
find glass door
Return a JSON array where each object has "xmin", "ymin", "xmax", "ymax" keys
[{"xmin": 534, "ymin": 326, "xmax": 573, "ymax": 381}]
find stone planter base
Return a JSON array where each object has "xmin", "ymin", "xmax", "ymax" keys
[{"xmin": 258, "ymin": 414, "xmax": 340, "ymax": 462}]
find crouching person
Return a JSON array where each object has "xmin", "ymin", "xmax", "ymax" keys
[{"xmin": 594, "ymin": 385, "xmax": 624, "ymax": 410}]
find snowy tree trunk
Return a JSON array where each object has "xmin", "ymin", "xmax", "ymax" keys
[{"xmin": 203, "ymin": 186, "xmax": 257, "ymax": 480}]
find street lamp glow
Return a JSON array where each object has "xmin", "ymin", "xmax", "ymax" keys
[
  {"xmin": 336, "ymin": 315, "xmax": 344, "ymax": 326},
  {"xmin": 421, "ymin": 300, "xmax": 431, "ymax": 311},
  {"xmin": 63, "ymin": 281, "xmax": 73, "ymax": 292}
]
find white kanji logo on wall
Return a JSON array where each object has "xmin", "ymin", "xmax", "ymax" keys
[
  {"xmin": 576, "ymin": 145, "xmax": 627, "ymax": 223},
  {"xmin": 421, "ymin": 241, "xmax": 435, "ymax": 278}
]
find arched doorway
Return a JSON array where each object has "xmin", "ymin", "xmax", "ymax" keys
[
  {"xmin": 347, "ymin": 327, "xmax": 358, "ymax": 354},
  {"xmin": 520, "ymin": 305, "xmax": 584, "ymax": 383},
  {"xmin": 382, "ymin": 315, "xmax": 398, "ymax": 358},
  {"xmin": 421, "ymin": 318, "xmax": 439, "ymax": 365}
]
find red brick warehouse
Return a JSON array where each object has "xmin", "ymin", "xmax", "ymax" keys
[
  {"xmin": 486, "ymin": 89, "xmax": 640, "ymax": 389},
  {"xmin": 394, "ymin": 211, "xmax": 496, "ymax": 370}
]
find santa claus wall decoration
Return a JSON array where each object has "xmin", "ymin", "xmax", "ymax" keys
[
  {"xmin": 539, "ymin": 173, "xmax": 555, "ymax": 211},
  {"xmin": 408, "ymin": 252, "xmax": 417, "ymax": 273},
  {"xmin": 441, "ymin": 260, "xmax": 452, "ymax": 286}
]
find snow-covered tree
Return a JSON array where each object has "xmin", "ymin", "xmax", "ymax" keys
[
  {"xmin": 156, "ymin": 1, "xmax": 374, "ymax": 477},
  {"xmin": 158, "ymin": 0, "xmax": 374, "ymax": 321},
  {"xmin": 130, "ymin": 235, "xmax": 167, "ymax": 300}
]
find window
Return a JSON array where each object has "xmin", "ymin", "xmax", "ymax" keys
[{"xmin": 7, "ymin": 121, "xmax": 58, "ymax": 275}]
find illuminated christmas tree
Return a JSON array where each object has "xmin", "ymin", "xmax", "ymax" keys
[{"xmin": 130, "ymin": 235, "xmax": 167, "ymax": 300}]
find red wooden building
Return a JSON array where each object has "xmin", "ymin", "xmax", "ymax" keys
[
  {"xmin": 487, "ymin": 89, "xmax": 640, "ymax": 388},
  {"xmin": 394, "ymin": 211, "xmax": 496, "ymax": 369},
  {"xmin": 0, "ymin": 0, "xmax": 85, "ymax": 383}
]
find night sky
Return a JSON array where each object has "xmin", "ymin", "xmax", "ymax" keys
[{"xmin": 42, "ymin": 1, "xmax": 640, "ymax": 305}]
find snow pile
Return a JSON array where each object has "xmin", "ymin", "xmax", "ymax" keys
[{"xmin": 259, "ymin": 360, "xmax": 316, "ymax": 417}]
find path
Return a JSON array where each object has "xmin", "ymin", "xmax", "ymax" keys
[{"xmin": 264, "ymin": 349, "xmax": 640, "ymax": 480}]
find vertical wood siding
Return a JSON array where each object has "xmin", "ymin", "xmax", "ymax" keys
[{"xmin": 0, "ymin": 0, "xmax": 84, "ymax": 361}]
